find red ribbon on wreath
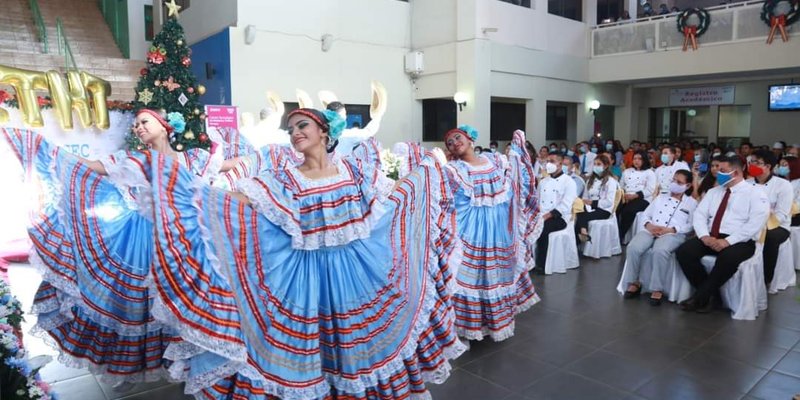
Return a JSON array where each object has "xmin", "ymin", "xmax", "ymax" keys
[
  {"xmin": 768, "ymin": 14, "xmax": 789, "ymax": 44},
  {"xmin": 683, "ymin": 25, "xmax": 699, "ymax": 51}
]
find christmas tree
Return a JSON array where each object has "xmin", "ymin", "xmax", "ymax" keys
[{"xmin": 128, "ymin": 0, "xmax": 209, "ymax": 151}]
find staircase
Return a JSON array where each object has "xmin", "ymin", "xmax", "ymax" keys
[{"xmin": 0, "ymin": 0, "xmax": 141, "ymax": 101}]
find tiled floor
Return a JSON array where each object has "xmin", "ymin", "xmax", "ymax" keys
[{"xmin": 6, "ymin": 255, "xmax": 800, "ymax": 400}]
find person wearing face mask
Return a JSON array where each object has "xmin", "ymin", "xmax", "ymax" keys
[
  {"xmin": 675, "ymin": 156, "xmax": 770, "ymax": 313},
  {"xmin": 695, "ymin": 156, "xmax": 724, "ymax": 200},
  {"xmin": 748, "ymin": 150, "xmax": 793, "ymax": 286},
  {"xmin": 774, "ymin": 156, "xmax": 800, "ymax": 227},
  {"xmin": 575, "ymin": 154, "xmax": 620, "ymax": 243},
  {"xmin": 490, "ymin": 140, "xmax": 499, "ymax": 153},
  {"xmin": 563, "ymin": 156, "xmax": 586, "ymax": 197},
  {"xmin": 622, "ymin": 170, "xmax": 697, "ymax": 305},
  {"xmin": 618, "ymin": 151, "xmax": 657, "ymax": 242},
  {"xmin": 578, "ymin": 141, "xmax": 597, "ymax": 177},
  {"xmin": 655, "ymin": 146, "xmax": 690, "ymax": 195},
  {"xmin": 534, "ymin": 151, "xmax": 578, "ymax": 274}
]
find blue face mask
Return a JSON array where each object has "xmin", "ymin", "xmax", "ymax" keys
[
  {"xmin": 590, "ymin": 147, "xmax": 598, "ymax": 154},
  {"xmin": 560, "ymin": 147, "xmax": 567, "ymax": 153},
  {"xmin": 776, "ymin": 166, "xmax": 790, "ymax": 177},
  {"xmin": 694, "ymin": 154, "xmax": 702, "ymax": 162},
  {"xmin": 549, "ymin": 146, "xmax": 557, "ymax": 152},
  {"xmin": 567, "ymin": 150, "xmax": 575, "ymax": 157},
  {"xmin": 605, "ymin": 143, "xmax": 613, "ymax": 151},
  {"xmin": 660, "ymin": 154, "xmax": 672, "ymax": 164},
  {"xmin": 562, "ymin": 165, "xmax": 570, "ymax": 175},
  {"xmin": 592, "ymin": 165, "xmax": 605, "ymax": 175},
  {"xmin": 716, "ymin": 170, "xmax": 734, "ymax": 186}
]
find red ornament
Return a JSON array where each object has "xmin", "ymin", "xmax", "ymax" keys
[
  {"xmin": 181, "ymin": 56, "xmax": 191, "ymax": 67},
  {"xmin": 37, "ymin": 96, "xmax": 50, "ymax": 107},
  {"xmin": 187, "ymin": 87, "xmax": 194, "ymax": 93},
  {"xmin": 0, "ymin": 90, "xmax": 10, "ymax": 103},
  {"xmin": 146, "ymin": 49, "xmax": 165, "ymax": 64},
  {"xmin": 199, "ymin": 133, "xmax": 209, "ymax": 142},
  {"xmin": 140, "ymin": 68, "xmax": 148, "ymax": 76}
]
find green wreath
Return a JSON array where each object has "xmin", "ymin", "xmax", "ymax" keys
[
  {"xmin": 761, "ymin": 0, "xmax": 800, "ymax": 26},
  {"xmin": 676, "ymin": 8, "xmax": 711, "ymax": 37}
]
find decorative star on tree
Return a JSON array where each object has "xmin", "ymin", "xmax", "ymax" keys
[
  {"xmin": 138, "ymin": 88, "xmax": 154, "ymax": 104},
  {"xmin": 165, "ymin": 0, "xmax": 182, "ymax": 18}
]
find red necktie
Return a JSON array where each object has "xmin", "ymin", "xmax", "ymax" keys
[{"xmin": 709, "ymin": 188, "xmax": 731, "ymax": 238}]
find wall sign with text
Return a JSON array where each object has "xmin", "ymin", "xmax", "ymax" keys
[{"xmin": 669, "ymin": 86, "xmax": 735, "ymax": 106}]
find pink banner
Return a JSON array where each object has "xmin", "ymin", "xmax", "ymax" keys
[{"xmin": 205, "ymin": 105, "xmax": 239, "ymax": 130}]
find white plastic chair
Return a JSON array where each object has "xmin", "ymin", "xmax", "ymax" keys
[
  {"xmin": 537, "ymin": 221, "xmax": 580, "ymax": 275},
  {"xmin": 616, "ymin": 247, "xmax": 681, "ymax": 297},
  {"xmin": 791, "ymin": 226, "xmax": 800, "ymax": 271},
  {"xmin": 582, "ymin": 190, "xmax": 624, "ymax": 259},
  {"xmin": 769, "ymin": 239, "xmax": 796, "ymax": 294},
  {"xmin": 670, "ymin": 244, "xmax": 767, "ymax": 320},
  {"xmin": 622, "ymin": 211, "xmax": 644, "ymax": 245}
]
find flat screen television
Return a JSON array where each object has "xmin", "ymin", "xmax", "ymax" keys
[{"xmin": 769, "ymin": 84, "xmax": 800, "ymax": 111}]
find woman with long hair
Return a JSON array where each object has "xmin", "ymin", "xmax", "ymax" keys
[
  {"xmin": 617, "ymin": 150, "xmax": 656, "ymax": 241},
  {"xmin": 575, "ymin": 153, "xmax": 620, "ymax": 242}
]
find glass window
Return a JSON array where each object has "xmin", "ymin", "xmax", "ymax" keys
[
  {"xmin": 498, "ymin": 0, "xmax": 532, "ymax": 8},
  {"xmin": 546, "ymin": 105, "xmax": 568, "ymax": 141},
  {"xmin": 422, "ymin": 99, "xmax": 457, "ymax": 141},
  {"xmin": 490, "ymin": 102, "xmax": 526, "ymax": 141},
  {"xmin": 548, "ymin": 0, "xmax": 582, "ymax": 22}
]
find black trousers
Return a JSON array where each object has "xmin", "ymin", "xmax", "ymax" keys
[
  {"xmin": 675, "ymin": 237, "xmax": 756, "ymax": 304},
  {"xmin": 763, "ymin": 227, "xmax": 791, "ymax": 285},
  {"xmin": 792, "ymin": 214, "xmax": 800, "ymax": 227},
  {"xmin": 536, "ymin": 216, "xmax": 567, "ymax": 271},
  {"xmin": 617, "ymin": 197, "xmax": 649, "ymax": 241},
  {"xmin": 575, "ymin": 208, "xmax": 611, "ymax": 241}
]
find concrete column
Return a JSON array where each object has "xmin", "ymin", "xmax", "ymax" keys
[
  {"xmin": 627, "ymin": 0, "xmax": 638, "ymax": 18},
  {"xmin": 526, "ymin": 98, "xmax": 547, "ymax": 148},
  {"xmin": 584, "ymin": 0, "xmax": 598, "ymax": 25},
  {"xmin": 708, "ymin": 105, "xmax": 720, "ymax": 144}
]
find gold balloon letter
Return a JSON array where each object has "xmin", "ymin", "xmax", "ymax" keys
[
  {"xmin": 46, "ymin": 70, "xmax": 93, "ymax": 130},
  {"xmin": 81, "ymin": 71, "xmax": 112, "ymax": 129},
  {"xmin": 0, "ymin": 65, "xmax": 48, "ymax": 127}
]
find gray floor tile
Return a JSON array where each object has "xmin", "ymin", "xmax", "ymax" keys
[
  {"xmin": 634, "ymin": 369, "xmax": 746, "ymax": 400},
  {"xmin": 510, "ymin": 335, "xmax": 598, "ymax": 367},
  {"xmin": 669, "ymin": 351, "xmax": 769, "ymax": 394},
  {"xmin": 603, "ymin": 335, "xmax": 693, "ymax": 370},
  {"xmin": 561, "ymin": 318, "xmax": 630, "ymax": 347},
  {"xmin": 427, "ymin": 368, "xmax": 512, "ymax": 400},
  {"xmin": 698, "ymin": 335, "xmax": 790, "ymax": 370},
  {"xmin": 97, "ymin": 378, "xmax": 173, "ymax": 399},
  {"xmin": 565, "ymin": 349, "xmax": 658, "ymax": 392},
  {"xmin": 520, "ymin": 371, "xmax": 629, "ymax": 400},
  {"xmin": 38, "ymin": 359, "xmax": 93, "ymax": 384},
  {"xmin": 629, "ymin": 318, "xmax": 719, "ymax": 349},
  {"xmin": 746, "ymin": 371, "xmax": 800, "ymax": 400},
  {"xmin": 713, "ymin": 321, "xmax": 800, "ymax": 350},
  {"xmin": 461, "ymin": 348, "xmax": 555, "ymax": 392},
  {"xmin": 50, "ymin": 375, "xmax": 106, "ymax": 400},
  {"xmin": 774, "ymin": 350, "xmax": 800, "ymax": 378},
  {"xmin": 116, "ymin": 383, "xmax": 192, "ymax": 400}
]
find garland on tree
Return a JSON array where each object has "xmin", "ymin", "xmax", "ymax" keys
[
  {"xmin": 0, "ymin": 90, "xmax": 133, "ymax": 113},
  {"xmin": 762, "ymin": 0, "xmax": 800, "ymax": 44},
  {"xmin": 0, "ymin": 280, "xmax": 57, "ymax": 400},
  {"xmin": 676, "ymin": 8, "xmax": 711, "ymax": 51},
  {"xmin": 129, "ymin": 1, "xmax": 209, "ymax": 151}
]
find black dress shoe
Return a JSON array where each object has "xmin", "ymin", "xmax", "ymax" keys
[
  {"xmin": 679, "ymin": 298, "xmax": 697, "ymax": 312},
  {"xmin": 695, "ymin": 299, "xmax": 715, "ymax": 314},
  {"xmin": 533, "ymin": 267, "xmax": 545, "ymax": 275}
]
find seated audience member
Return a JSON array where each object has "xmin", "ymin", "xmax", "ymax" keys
[
  {"xmin": 575, "ymin": 154, "xmax": 620, "ymax": 243},
  {"xmin": 778, "ymin": 155, "xmax": 800, "ymax": 227},
  {"xmin": 694, "ymin": 156, "xmax": 723, "ymax": 200},
  {"xmin": 490, "ymin": 140, "xmax": 499, "ymax": 153},
  {"xmin": 773, "ymin": 141, "xmax": 786, "ymax": 160},
  {"xmin": 655, "ymin": 146, "xmax": 690, "ymax": 194},
  {"xmin": 618, "ymin": 150, "xmax": 656, "ymax": 241},
  {"xmin": 739, "ymin": 141, "xmax": 753, "ymax": 163},
  {"xmin": 787, "ymin": 144, "xmax": 799, "ymax": 158},
  {"xmin": 749, "ymin": 150, "xmax": 793, "ymax": 286},
  {"xmin": 623, "ymin": 170, "xmax": 697, "ymax": 305},
  {"xmin": 563, "ymin": 156, "xmax": 586, "ymax": 197},
  {"xmin": 534, "ymin": 152, "xmax": 579, "ymax": 274},
  {"xmin": 578, "ymin": 142, "xmax": 597, "ymax": 177},
  {"xmin": 675, "ymin": 156, "xmax": 769, "ymax": 313},
  {"xmin": 475, "ymin": 145, "xmax": 484, "ymax": 154}
]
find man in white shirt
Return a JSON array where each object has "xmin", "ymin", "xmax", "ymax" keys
[
  {"xmin": 675, "ymin": 156, "xmax": 770, "ymax": 313},
  {"xmin": 655, "ymin": 146, "xmax": 690, "ymax": 195},
  {"xmin": 563, "ymin": 156, "xmax": 585, "ymax": 197},
  {"xmin": 578, "ymin": 142, "xmax": 597, "ymax": 177},
  {"xmin": 622, "ymin": 170, "xmax": 697, "ymax": 306},
  {"xmin": 749, "ymin": 150, "xmax": 793, "ymax": 286},
  {"xmin": 534, "ymin": 151, "xmax": 578, "ymax": 274}
]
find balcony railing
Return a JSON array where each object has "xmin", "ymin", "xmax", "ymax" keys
[{"xmin": 591, "ymin": 1, "xmax": 788, "ymax": 57}]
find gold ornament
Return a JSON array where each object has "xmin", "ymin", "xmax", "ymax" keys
[
  {"xmin": 193, "ymin": 108, "xmax": 200, "ymax": 115},
  {"xmin": 176, "ymin": 39, "xmax": 184, "ymax": 46},
  {"xmin": 165, "ymin": 0, "xmax": 182, "ymax": 18},
  {"xmin": 175, "ymin": 143, "xmax": 184, "ymax": 151},
  {"xmin": 184, "ymin": 130, "xmax": 195, "ymax": 140},
  {"xmin": 138, "ymin": 88, "xmax": 154, "ymax": 104},
  {"xmin": 196, "ymin": 85, "xmax": 206, "ymax": 95}
]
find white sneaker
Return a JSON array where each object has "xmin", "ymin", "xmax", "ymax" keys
[{"xmin": 111, "ymin": 381, "xmax": 136, "ymax": 393}]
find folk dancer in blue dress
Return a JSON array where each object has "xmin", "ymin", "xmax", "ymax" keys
[
  {"xmin": 1, "ymin": 109, "xmax": 248, "ymax": 388},
  {"xmin": 441, "ymin": 126, "xmax": 540, "ymax": 342},
  {"xmin": 142, "ymin": 108, "xmax": 465, "ymax": 399}
]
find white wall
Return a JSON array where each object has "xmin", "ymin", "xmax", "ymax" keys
[
  {"xmin": 634, "ymin": 78, "xmax": 800, "ymax": 145},
  {"xmin": 228, "ymin": 0, "xmax": 415, "ymax": 146},
  {"xmin": 179, "ymin": 0, "xmax": 238, "ymax": 45},
  {"xmin": 127, "ymin": 0, "xmax": 152, "ymax": 60}
]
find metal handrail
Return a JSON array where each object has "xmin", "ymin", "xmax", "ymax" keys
[
  {"xmin": 56, "ymin": 18, "xmax": 78, "ymax": 70},
  {"xmin": 28, "ymin": 0, "xmax": 48, "ymax": 53},
  {"xmin": 592, "ymin": 0, "xmax": 766, "ymax": 29}
]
